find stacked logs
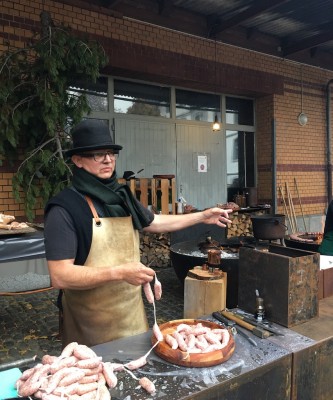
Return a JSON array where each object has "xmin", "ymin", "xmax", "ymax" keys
[
  {"xmin": 140, "ymin": 232, "xmax": 170, "ymax": 268},
  {"xmin": 226, "ymin": 211, "xmax": 265, "ymax": 238}
]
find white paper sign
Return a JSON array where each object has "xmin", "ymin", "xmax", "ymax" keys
[
  {"xmin": 197, "ymin": 155, "xmax": 207, "ymax": 173},
  {"xmin": 320, "ymin": 255, "xmax": 333, "ymax": 270}
]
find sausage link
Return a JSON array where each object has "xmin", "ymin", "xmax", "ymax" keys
[
  {"xmin": 102, "ymin": 362, "xmax": 118, "ymax": 388},
  {"xmin": 73, "ymin": 344, "xmax": 98, "ymax": 360},
  {"xmin": 139, "ymin": 377, "xmax": 156, "ymax": 394},
  {"xmin": 80, "ymin": 389, "xmax": 98, "ymax": 400},
  {"xmin": 98, "ymin": 383, "xmax": 111, "ymax": 400},
  {"xmin": 165, "ymin": 333, "xmax": 178, "ymax": 349},
  {"xmin": 143, "ymin": 282, "xmax": 154, "ymax": 303},
  {"xmin": 78, "ymin": 373, "xmax": 99, "ymax": 384},
  {"xmin": 76, "ymin": 382, "xmax": 99, "ymax": 395},
  {"xmin": 50, "ymin": 355, "xmax": 77, "ymax": 373},
  {"xmin": 97, "ymin": 372, "xmax": 106, "ymax": 386},
  {"xmin": 154, "ymin": 273, "xmax": 162, "ymax": 300},
  {"xmin": 172, "ymin": 331, "xmax": 188, "ymax": 352},
  {"xmin": 60, "ymin": 342, "xmax": 79, "ymax": 358},
  {"xmin": 124, "ymin": 355, "xmax": 147, "ymax": 370},
  {"xmin": 52, "ymin": 382, "xmax": 79, "ymax": 396},
  {"xmin": 58, "ymin": 368, "xmax": 86, "ymax": 387},
  {"xmin": 42, "ymin": 354, "xmax": 59, "ymax": 365},
  {"xmin": 153, "ymin": 322, "xmax": 164, "ymax": 342},
  {"xmin": 19, "ymin": 366, "xmax": 36, "ymax": 381},
  {"xmin": 83, "ymin": 364, "xmax": 103, "ymax": 376},
  {"xmin": 46, "ymin": 367, "xmax": 78, "ymax": 394},
  {"xmin": 76, "ymin": 356, "xmax": 102, "ymax": 369}
]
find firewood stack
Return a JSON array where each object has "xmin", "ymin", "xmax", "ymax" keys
[
  {"xmin": 226, "ymin": 211, "xmax": 265, "ymax": 238},
  {"xmin": 140, "ymin": 232, "xmax": 170, "ymax": 268}
]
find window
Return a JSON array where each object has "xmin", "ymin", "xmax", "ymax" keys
[
  {"xmin": 176, "ymin": 89, "xmax": 220, "ymax": 122},
  {"xmin": 226, "ymin": 130, "xmax": 255, "ymax": 188},
  {"xmin": 114, "ymin": 80, "xmax": 170, "ymax": 117},
  {"xmin": 68, "ymin": 77, "xmax": 108, "ymax": 112},
  {"xmin": 226, "ymin": 97, "xmax": 254, "ymax": 125}
]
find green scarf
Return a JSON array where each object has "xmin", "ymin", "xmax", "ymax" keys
[{"xmin": 71, "ymin": 166, "xmax": 151, "ymax": 230}]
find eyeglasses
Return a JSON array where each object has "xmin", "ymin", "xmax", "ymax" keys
[{"xmin": 79, "ymin": 151, "xmax": 118, "ymax": 162}]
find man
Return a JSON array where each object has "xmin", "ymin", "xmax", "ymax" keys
[{"xmin": 44, "ymin": 119, "xmax": 232, "ymax": 347}]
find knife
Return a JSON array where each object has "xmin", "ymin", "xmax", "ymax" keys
[
  {"xmin": 212, "ymin": 312, "xmax": 257, "ymax": 346},
  {"xmin": 231, "ymin": 312, "xmax": 285, "ymax": 336}
]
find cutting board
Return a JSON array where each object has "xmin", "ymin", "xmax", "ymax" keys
[
  {"xmin": 0, "ymin": 368, "xmax": 21, "ymax": 399},
  {"xmin": 152, "ymin": 319, "xmax": 235, "ymax": 367}
]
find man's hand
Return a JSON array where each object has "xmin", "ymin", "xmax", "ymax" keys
[
  {"xmin": 201, "ymin": 207, "xmax": 233, "ymax": 227},
  {"xmin": 119, "ymin": 262, "xmax": 155, "ymax": 286}
]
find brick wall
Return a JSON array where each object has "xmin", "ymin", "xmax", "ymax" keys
[{"xmin": 1, "ymin": 0, "xmax": 333, "ymax": 222}]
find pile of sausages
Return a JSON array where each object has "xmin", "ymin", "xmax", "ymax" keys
[
  {"xmin": 16, "ymin": 342, "xmax": 156, "ymax": 399},
  {"xmin": 143, "ymin": 274, "xmax": 231, "ymax": 355},
  {"xmin": 164, "ymin": 322, "xmax": 230, "ymax": 353}
]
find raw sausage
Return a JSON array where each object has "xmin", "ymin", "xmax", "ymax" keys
[
  {"xmin": 124, "ymin": 354, "xmax": 147, "ymax": 370},
  {"xmin": 73, "ymin": 344, "xmax": 98, "ymax": 360},
  {"xmin": 153, "ymin": 322, "xmax": 164, "ymax": 342},
  {"xmin": 102, "ymin": 362, "xmax": 118, "ymax": 388},
  {"xmin": 165, "ymin": 333, "xmax": 178, "ymax": 349},
  {"xmin": 60, "ymin": 341, "xmax": 79, "ymax": 358},
  {"xmin": 139, "ymin": 377, "xmax": 156, "ymax": 394},
  {"xmin": 154, "ymin": 273, "xmax": 162, "ymax": 300},
  {"xmin": 143, "ymin": 282, "xmax": 154, "ymax": 303}
]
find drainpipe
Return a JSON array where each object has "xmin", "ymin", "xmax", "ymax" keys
[
  {"xmin": 272, "ymin": 118, "xmax": 277, "ymax": 213},
  {"xmin": 326, "ymin": 79, "xmax": 333, "ymax": 204}
]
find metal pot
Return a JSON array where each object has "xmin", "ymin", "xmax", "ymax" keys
[{"xmin": 251, "ymin": 214, "xmax": 287, "ymax": 240}]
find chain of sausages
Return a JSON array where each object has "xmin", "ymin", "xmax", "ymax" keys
[{"xmin": 16, "ymin": 342, "xmax": 156, "ymax": 398}]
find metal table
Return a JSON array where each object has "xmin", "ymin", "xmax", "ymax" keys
[
  {"xmin": 93, "ymin": 318, "xmax": 314, "ymax": 400},
  {"xmin": 0, "ymin": 231, "xmax": 50, "ymax": 293}
]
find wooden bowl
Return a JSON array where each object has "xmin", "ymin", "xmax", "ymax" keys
[{"xmin": 151, "ymin": 319, "xmax": 235, "ymax": 367}]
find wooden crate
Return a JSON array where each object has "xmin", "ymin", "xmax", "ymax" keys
[
  {"xmin": 238, "ymin": 245, "xmax": 319, "ymax": 327},
  {"xmin": 151, "ymin": 177, "xmax": 176, "ymax": 215},
  {"xmin": 117, "ymin": 177, "xmax": 176, "ymax": 214}
]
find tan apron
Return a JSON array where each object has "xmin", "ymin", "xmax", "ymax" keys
[{"xmin": 62, "ymin": 197, "xmax": 148, "ymax": 347}]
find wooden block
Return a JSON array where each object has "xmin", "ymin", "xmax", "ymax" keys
[
  {"xmin": 184, "ymin": 272, "xmax": 227, "ymax": 319},
  {"xmin": 187, "ymin": 268, "xmax": 224, "ymax": 280}
]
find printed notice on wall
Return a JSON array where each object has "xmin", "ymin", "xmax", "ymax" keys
[{"xmin": 197, "ymin": 155, "xmax": 207, "ymax": 173}]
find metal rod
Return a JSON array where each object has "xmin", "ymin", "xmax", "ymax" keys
[
  {"xmin": 279, "ymin": 186, "xmax": 293, "ymax": 233},
  {"xmin": 294, "ymin": 177, "xmax": 307, "ymax": 232},
  {"xmin": 286, "ymin": 182, "xmax": 297, "ymax": 233}
]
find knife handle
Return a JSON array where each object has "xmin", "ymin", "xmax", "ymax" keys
[
  {"xmin": 221, "ymin": 310, "xmax": 256, "ymax": 331},
  {"xmin": 212, "ymin": 312, "xmax": 235, "ymax": 327}
]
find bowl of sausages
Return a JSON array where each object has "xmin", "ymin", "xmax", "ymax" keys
[{"xmin": 151, "ymin": 319, "xmax": 235, "ymax": 367}]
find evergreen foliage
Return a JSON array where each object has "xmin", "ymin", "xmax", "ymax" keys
[{"xmin": 0, "ymin": 15, "xmax": 107, "ymax": 220}]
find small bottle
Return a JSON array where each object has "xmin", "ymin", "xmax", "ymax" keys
[
  {"xmin": 255, "ymin": 297, "xmax": 265, "ymax": 322},
  {"xmin": 177, "ymin": 199, "xmax": 183, "ymax": 214}
]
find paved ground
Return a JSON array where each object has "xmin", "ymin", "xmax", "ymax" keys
[{"xmin": 0, "ymin": 266, "xmax": 184, "ymax": 366}]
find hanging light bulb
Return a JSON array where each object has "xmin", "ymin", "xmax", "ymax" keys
[
  {"xmin": 212, "ymin": 115, "xmax": 221, "ymax": 131},
  {"xmin": 298, "ymin": 66, "xmax": 308, "ymax": 126}
]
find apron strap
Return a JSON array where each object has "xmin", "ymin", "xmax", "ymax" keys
[{"xmin": 85, "ymin": 196, "xmax": 102, "ymax": 226}]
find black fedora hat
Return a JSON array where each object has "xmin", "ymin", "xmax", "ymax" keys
[{"xmin": 65, "ymin": 119, "xmax": 123, "ymax": 157}]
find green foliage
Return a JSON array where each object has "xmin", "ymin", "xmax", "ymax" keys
[{"xmin": 0, "ymin": 19, "xmax": 107, "ymax": 220}]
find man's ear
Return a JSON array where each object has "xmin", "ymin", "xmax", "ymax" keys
[{"xmin": 72, "ymin": 155, "xmax": 83, "ymax": 168}]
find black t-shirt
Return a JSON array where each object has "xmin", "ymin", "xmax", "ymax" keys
[{"xmin": 44, "ymin": 196, "xmax": 154, "ymax": 261}]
